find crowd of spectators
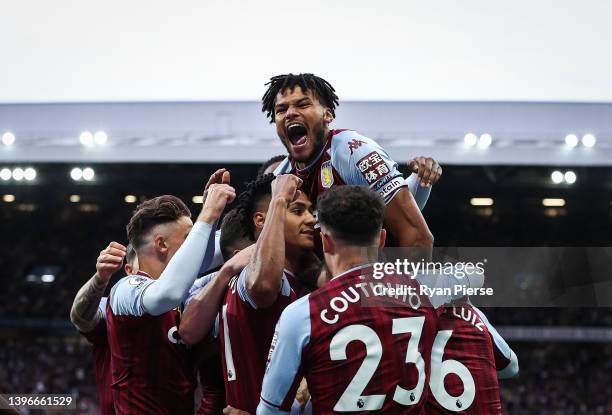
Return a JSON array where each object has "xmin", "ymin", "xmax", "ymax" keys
[{"xmin": 501, "ymin": 343, "xmax": 612, "ymax": 414}]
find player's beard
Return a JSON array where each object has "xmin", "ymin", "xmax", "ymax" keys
[{"xmin": 309, "ymin": 120, "xmax": 327, "ymax": 162}]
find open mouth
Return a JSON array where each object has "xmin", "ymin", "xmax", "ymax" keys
[{"xmin": 287, "ymin": 123, "xmax": 308, "ymax": 146}]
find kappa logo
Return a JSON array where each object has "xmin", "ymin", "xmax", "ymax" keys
[
  {"xmin": 320, "ymin": 160, "xmax": 334, "ymax": 188},
  {"xmin": 347, "ymin": 139, "xmax": 366, "ymax": 155}
]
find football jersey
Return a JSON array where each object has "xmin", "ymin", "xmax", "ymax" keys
[
  {"xmin": 273, "ymin": 130, "xmax": 408, "ymax": 207},
  {"xmin": 219, "ymin": 267, "xmax": 298, "ymax": 414},
  {"xmin": 80, "ymin": 297, "xmax": 114, "ymax": 415},
  {"xmin": 258, "ymin": 264, "xmax": 438, "ymax": 415},
  {"xmin": 426, "ymin": 301, "xmax": 502, "ymax": 414},
  {"xmin": 106, "ymin": 271, "xmax": 196, "ymax": 415}
]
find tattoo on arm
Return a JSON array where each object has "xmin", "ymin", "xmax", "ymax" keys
[{"xmin": 70, "ymin": 273, "xmax": 109, "ymax": 333}]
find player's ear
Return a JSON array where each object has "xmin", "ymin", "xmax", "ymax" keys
[
  {"xmin": 154, "ymin": 234, "xmax": 168, "ymax": 255},
  {"xmin": 321, "ymin": 230, "xmax": 334, "ymax": 254},
  {"xmin": 378, "ymin": 228, "xmax": 386, "ymax": 248},
  {"xmin": 253, "ymin": 211, "xmax": 266, "ymax": 233},
  {"xmin": 323, "ymin": 107, "xmax": 333, "ymax": 125},
  {"xmin": 124, "ymin": 264, "xmax": 133, "ymax": 275}
]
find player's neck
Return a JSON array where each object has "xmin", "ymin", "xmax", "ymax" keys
[
  {"xmin": 137, "ymin": 256, "xmax": 163, "ymax": 280},
  {"xmin": 283, "ymin": 246, "xmax": 310, "ymax": 275},
  {"xmin": 327, "ymin": 247, "xmax": 377, "ymax": 279}
]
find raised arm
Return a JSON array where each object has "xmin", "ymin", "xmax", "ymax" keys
[
  {"xmin": 384, "ymin": 187, "xmax": 434, "ymax": 248},
  {"xmin": 142, "ymin": 177, "xmax": 235, "ymax": 315},
  {"xmin": 245, "ymin": 174, "xmax": 301, "ymax": 309},
  {"xmin": 180, "ymin": 244, "xmax": 255, "ymax": 345},
  {"xmin": 70, "ymin": 242, "xmax": 126, "ymax": 332}
]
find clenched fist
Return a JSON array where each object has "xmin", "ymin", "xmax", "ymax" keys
[
  {"xmin": 96, "ymin": 241, "xmax": 127, "ymax": 281},
  {"xmin": 198, "ymin": 172, "xmax": 236, "ymax": 224},
  {"xmin": 271, "ymin": 174, "xmax": 303, "ymax": 205},
  {"xmin": 408, "ymin": 156, "xmax": 443, "ymax": 187}
]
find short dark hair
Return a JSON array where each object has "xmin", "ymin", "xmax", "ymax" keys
[
  {"xmin": 234, "ymin": 174, "xmax": 275, "ymax": 240},
  {"xmin": 256, "ymin": 155, "xmax": 286, "ymax": 177},
  {"xmin": 220, "ymin": 208, "xmax": 254, "ymax": 261},
  {"xmin": 125, "ymin": 243, "xmax": 137, "ymax": 266},
  {"xmin": 317, "ymin": 186, "xmax": 385, "ymax": 246},
  {"xmin": 262, "ymin": 73, "xmax": 339, "ymax": 123},
  {"xmin": 126, "ymin": 195, "xmax": 191, "ymax": 250}
]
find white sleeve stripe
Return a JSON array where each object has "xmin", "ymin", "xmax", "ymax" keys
[{"xmin": 222, "ymin": 304, "xmax": 237, "ymax": 381}]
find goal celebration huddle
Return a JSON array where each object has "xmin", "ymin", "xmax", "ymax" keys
[{"xmin": 69, "ymin": 74, "xmax": 518, "ymax": 414}]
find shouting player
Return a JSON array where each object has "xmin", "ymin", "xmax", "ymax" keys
[
  {"xmin": 257, "ymin": 185, "xmax": 440, "ymax": 414},
  {"xmin": 106, "ymin": 183, "xmax": 234, "ymax": 414},
  {"xmin": 262, "ymin": 73, "xmax": 437, "ymax": 247}
]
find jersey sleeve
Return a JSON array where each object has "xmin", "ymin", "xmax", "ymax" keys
[
  {"xmin": 199, "ymin": 229, "xmax": 223, "ymax": 275},
  {"xmin": 330, "ymin": 131, "xmax": 407, "ymax": 204},
  {"xmin": 183, "ymin": 272, "xmax": 217, "ymax": 309},
  {"xmin": 257, "ymin": 296, "xmax": 311, "ymax": 415},
  {"xmin": 109, "ymin": 275, "xmax": 155, "ymax": 317},
  {"xmin": 98, "ymin": 297, "xmax": 108, "ymax": 321},
  {"xmin": 405, "ymin": 174, "xmax": 432, "ymax": 210},
  {"xmin": 236, "ymin": 266, "xmax": 292, "ymax": 310},
  {"xmin": 472, "ymin": 306, "xmax": 519, "ymax": 378},
  {"xmin": 272, "ymin": 157, "xmax": 292, "ymax": 176}
]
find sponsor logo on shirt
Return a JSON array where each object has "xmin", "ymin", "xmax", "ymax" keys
[
  {"xmin": 320, "ymin": 160, "xmax": 334, "ymax": 188},
  {"xmin": 357, "ymin": 151, "xmax": 390, "ymax": 185}
]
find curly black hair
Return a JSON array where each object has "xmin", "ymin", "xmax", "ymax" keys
[
  {"xmin": 261, "ymin": 73, "xmax": 339, "ymax": 123},
  {"xmin": 219, "ymin": 208, "xmax": 254, "ymax": 260},
  {"xmin": 317, "ymin": 186, "xmax": 385, "ymax": 246},
  {"xmin": 234, "ymin": 174, "xmax": 275, "ymax": 240}
]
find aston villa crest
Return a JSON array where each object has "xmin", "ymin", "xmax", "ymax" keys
[{"xmin": 321, "ymin": 160, "xmax": 334, "ymax": 188}]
